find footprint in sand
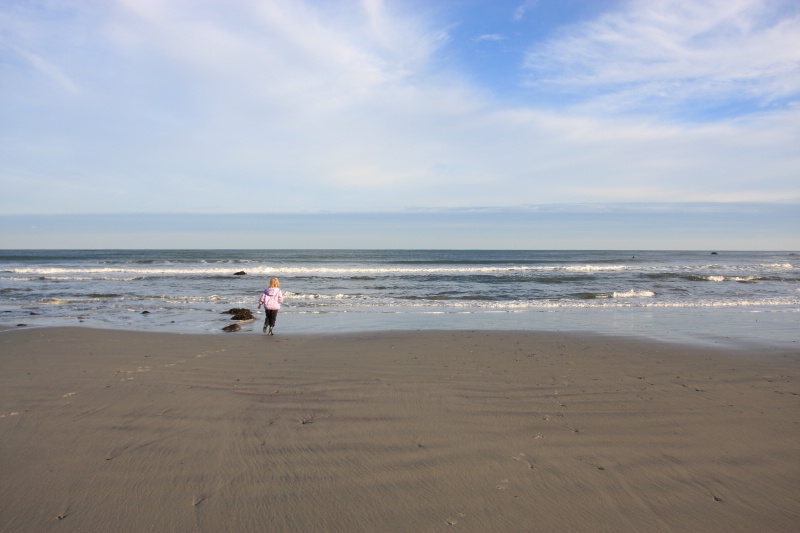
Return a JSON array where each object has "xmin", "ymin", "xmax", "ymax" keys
[
  {"xmin": 63, "ymin": 392, "xmax": 76, "ymax": 398},
  {"xmin": 193, "ymin": 495, "xmax": 209, "ymax": 507},
  {"xmin": 496, "ymin": 479, "xmax": 509, "ymax": 490},
  {"xmin": 446, "ymin": 514, "xmax": 465, "ymax": 526},
  {"xmin": 1, "ymin": 412, "xmax": 21, "ymax": 418},
  {"xmin": 116, "ymin": 367, "xmax": 149, "ymax": 381},
  {"xmin": 512, "ymin": 453, "xmax": 534, "ymax": 469}
]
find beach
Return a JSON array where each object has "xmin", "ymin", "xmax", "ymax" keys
[{"xmin": 1, "ymin": 326, "xmax": 798, "ymax": 532}]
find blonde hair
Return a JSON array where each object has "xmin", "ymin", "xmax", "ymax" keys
[{"xmin": 269, "ymin": 277, "xmax": 280, "ymax": 288}]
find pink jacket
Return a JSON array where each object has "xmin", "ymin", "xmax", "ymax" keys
[{"xmin": 258, "ymin": 288, "xmax": 284, "ymax": 310}]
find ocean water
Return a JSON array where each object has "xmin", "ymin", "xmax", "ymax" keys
[{"xmin": 1, "ymin": 249, "xmax": 798, "ymax": 347}]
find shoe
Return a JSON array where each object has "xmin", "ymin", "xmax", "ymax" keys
[
  {"xmin": 269, "ymin": 327, "xmax": 274, "ymax": 336},
  {"xmin": 262, "ymin": 324, "xmax": 267, "ymax": 333}
]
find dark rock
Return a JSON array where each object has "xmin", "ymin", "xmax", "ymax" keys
[
  {"xmin": 142, "ymin": 310, "xmax": 150, "ymax": 315},
  {"xmin": 222, "ymin": 323, "xmax": 241, "ymax": 332},
  {"xmin": 17, "ymin": 324, "xmax": 28, "ymax": 327},
  {"xmin": 222, "ymin": 308, "xmax": 254, "ymax": 320},
  {"xmin": 234, "ymin": 271, "xmax": 247, "ymax": 276}
]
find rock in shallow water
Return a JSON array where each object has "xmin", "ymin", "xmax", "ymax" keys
[{"xmin": 222, "ymin": 308, "xmax": 254, "ymax": 321}]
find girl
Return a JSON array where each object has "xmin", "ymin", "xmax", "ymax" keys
[{"xmin": 257, "ymin": 277, "xmax": 284, "ymax": 335}]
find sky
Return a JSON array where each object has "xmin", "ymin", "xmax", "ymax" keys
[{"xmin": 1, "ymin": 0, "xmax": 799, "ymax": 249}]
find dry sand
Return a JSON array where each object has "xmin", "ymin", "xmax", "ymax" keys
[{"xmin": 1, "ymin": 326, "xmax": 798, "ymax": 532}]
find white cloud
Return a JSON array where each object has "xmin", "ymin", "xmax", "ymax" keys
[
  {"xmin": 0, "ymin": 0, "xmax": 798, "ymax": 218},
  {"xmin": 104, "ymin": 0, "xmax": 448, "ymax": 105},
  {"xmin": 513, "ymin": 0, "xmax": 539, "ymax": 22},
  {"xmin": 522, "ymin": 0, "xmax": 800, "ymax": 113}
]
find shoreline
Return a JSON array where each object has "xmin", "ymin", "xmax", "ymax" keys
[
  {"xmin": 2, "ymin": 327, "xmax": 799, "ymax": 531},
  {"xmin": 3, "ymin": 311, "xmax": 799, "ymax": 352}
]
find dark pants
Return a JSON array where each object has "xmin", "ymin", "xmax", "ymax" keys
[{"xmin": 264, "ymin": 309, "xmax": 279, "ymax": 328}]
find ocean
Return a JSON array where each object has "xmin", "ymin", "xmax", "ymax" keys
[{"xmin": 1, "ymin": 249, "xmax": 798, "ymax": 347}]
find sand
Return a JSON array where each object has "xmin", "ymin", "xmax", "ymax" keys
[{"xmin": 1, "ymin": 326, "xmax": 798, "ymax": 532}]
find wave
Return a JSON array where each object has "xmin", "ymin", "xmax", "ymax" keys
[
  {"xmin": 573, "ymin": 290, "xmax": 655, "ymax": 300},
  {"xmin": 6, "ymin": 264, "xmax": 633, "ymax": 278},
  {"xmin": 8, "ymin": 276, "xmax": 144, "ymax": 282},
  {"xmin": 283, "ymin": 293, "xmax": 351, "ymax": 300},
  {"xmin": 0, "ymin": 287, "xmax": 31, "ymax": 293},
  {"xmin": 4, "ymin": 251, "xmax": 798, "ymax": 337},
  {"xmin": 303, "ymin": 296, "xmax": 800, "ymax": 311},
  {"xmin": 9, "ymin": 261, "xmax": 795, "ymax": 279},
  {"xmin": 276, "ymin": 290, "xmax": 798, "ymax": 309},
  {"xmin": 40, "ymin": 298, "xmax": 69, "ymax": 305},
  {"xmin": 401, "ymin": 294, "xmax": 497, "ymax": 301},
  {"xmin": 612, "ymin": 290, "xmax": 656, "ymax": 298},
  {"xmin": 685, "ymin": 275, "xmax": 773, "ymax": 282},
  {"xmin": 28, "ymin": 296, "xmax": 800, "ymax": 312}
]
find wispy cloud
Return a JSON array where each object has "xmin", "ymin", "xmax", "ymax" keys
[
  {"xmin": 513, "ymin": 0, "xmax": 539, "ymax": 22},
  {"xmin": 475, "ymin": 33, "xmax": 504, "ymax": 42},
  {"xmin": 522, "ymin": 0, "xmax": 800, "ymax": 115},
  {"xmin": 105, "ymin": 0, "xmax": 448, "ymax": 100},
  {"xmin": 15, "ymin": 48, "xmax": 80, "ymax": 94}
]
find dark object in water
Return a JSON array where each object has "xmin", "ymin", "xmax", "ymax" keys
[
  {"xmin": 222, "ymin": 308, "xmax": 254, "ymax": 321},
  {"xmin": 222, "ymin": 323, "xmax": 241, "ymax": 332},
  {"xmin": 234, "ymin": 271, "xmax": 247, "ymax": 275}
]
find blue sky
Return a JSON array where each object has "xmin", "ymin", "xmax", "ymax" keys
[{"xmin": 1, "ymin": 0, "xmax": 799, "ymax": 249}]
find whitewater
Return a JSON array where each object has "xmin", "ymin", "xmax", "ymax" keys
[{"xmin": 1, "ymin": 249, "xmax": 798, "ymax": 347}]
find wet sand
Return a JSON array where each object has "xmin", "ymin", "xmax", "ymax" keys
[{"xmin": 1, "ymin": 327, "xmax": 798, "ymax": 532}]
